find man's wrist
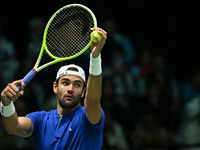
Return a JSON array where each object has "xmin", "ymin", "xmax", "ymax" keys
[
  {"xmin": 1, "ymin": 101, "xmax": 15, "ymax": 117},
  {"xmin": 1, "ymin": 96, "xmax": 12, "ymax": 106},
  {"xmin": 89, "ymin": 53, "xmax": 102, "ymax": 76},
  {"xmin": 91, "ymin": 52, "xmax": 100, "ymax": 58}
]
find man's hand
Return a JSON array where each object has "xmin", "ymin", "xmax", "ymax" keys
[
  {"xmin": 1, "ymin": 80, "xmax": 25, "ymax": 105},
  {"xmin": 90, "ymin": 27, "xmax": 107, "ymax": 58}
]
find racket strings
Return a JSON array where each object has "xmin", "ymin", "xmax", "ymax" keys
[{"xmin": 46, "ymin": 6, "xmax": 94, "ymax": 58}]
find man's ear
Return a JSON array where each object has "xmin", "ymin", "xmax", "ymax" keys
[
  {"xmin": 53, "ymin": 81, "xmax": 58, "ymax": 94},
  {"xmin": 81, "ymin": 87, "xmax": 86, "ymax": 98}
]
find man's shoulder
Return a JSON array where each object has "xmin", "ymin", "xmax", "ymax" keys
[{"xmin": 25, "ymin": 109, "xmax": 56, "ymax": 119}]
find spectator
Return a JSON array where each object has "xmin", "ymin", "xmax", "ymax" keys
[
  {"xmin": 130, "ymin": 114, "xmax": 172, "ymax": 150},
  {"xmin": 178, "ymin": 99, "xmax": 200, "ymax": 150},
  {"xmin": 131, "ymin": 48, "xmax": 152, "ymax": 98},
  {"xmin": 135, "ymin": 53, "xmax": 182, "ymax": 132},
  {"xmin": 103, "ymin": 47, "xmax": 135, "ymax": 128},
  {"xmin": 177, "ymin": 68, "xmax": 200, "ymax": 149},
  {"xmin": 25, "ymin": 17, "xmax": 52, "ymax": 108},
  {"xmin": 180, "ymin": 68, "xmax": 200, "ymax": 105},
  {"xmin": 103, "ymin": 109, "xmax": 129, "ymax": 150},
  {"xmin": 0, "ymin": 19, "xmax": 19, "ymax": 91},
  {"xmin": 27, "ymin": 17, "xmax": 46, "ymax": 60},
  {"xmin": 103, "ymin": 18, "xmax": 135, "ymax": 66}
]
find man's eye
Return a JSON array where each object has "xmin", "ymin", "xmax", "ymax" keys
[
  {"xmin": 62, "ymin": 82, "xmax": 69, "ymax": 86},
  {"xmin": 74, "ymin": 83, "xmax": 81, "ymax": 87}
]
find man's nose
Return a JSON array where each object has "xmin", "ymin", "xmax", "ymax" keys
[{"xmin": 67, "ymin": 84, "xmax": 74, "ymax": 93}]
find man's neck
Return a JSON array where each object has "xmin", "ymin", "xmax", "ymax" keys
[{"xmin": 57, "ymin": 103, "xmax": 80, "ymax": 115}]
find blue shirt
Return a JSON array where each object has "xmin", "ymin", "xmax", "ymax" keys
[{"xmin": 26, "ymin": 105, "xmax": 105, "ymax": 150}]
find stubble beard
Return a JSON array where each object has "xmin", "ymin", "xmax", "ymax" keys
[{"xmin": 58, "ymin": 93, "xmax": 82, "ymax": 109}]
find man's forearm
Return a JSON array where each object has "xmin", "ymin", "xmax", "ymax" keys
[
  {"xmin": 1, "ymin": 99, "xmax": 18, "ymax": 134},
  {"xmin": 85, "ymin": 74, "xmax": 102, "ymax": 102},
  {"xmin": 84, "ymin": 74, "xmax": 102, "ymax": 125},
  {"xmin": 1, "ymin": 98, "xmax": 33, "ymax": 137},
  {"xmin": 2, "ymin": 111, "xmax": 19, "ymax": 134}
]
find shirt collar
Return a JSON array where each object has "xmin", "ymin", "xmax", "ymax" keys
[{"xmin": 54, "ymin": 105, "xmax": 82, "ymax": 118}]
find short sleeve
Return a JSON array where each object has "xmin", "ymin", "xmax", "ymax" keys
[
  {"xmin": 83, "ymin": 108, "xmax": 105, "ymax": 134},
  {"xmin": 25, "ymin": 111, "xmax": 43, "ymax": 139}
]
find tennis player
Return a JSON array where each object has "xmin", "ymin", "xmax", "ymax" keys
[{"xmin": 1, "ymin": 27, "xmax": 107, "ymax": 150}]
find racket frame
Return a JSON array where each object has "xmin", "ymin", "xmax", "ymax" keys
[{"xmin": 34, "ymin": 4, "xmax": 97, "ymax": 73}]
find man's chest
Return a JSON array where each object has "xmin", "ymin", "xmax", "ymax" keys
[{"xmin": 37, "ymin": 114, "xmax": 85, "ymax": 149}]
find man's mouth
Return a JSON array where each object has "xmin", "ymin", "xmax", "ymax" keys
[{"xmin": 64, "ymin": 94, "xmax": 75, "ymax": 100}]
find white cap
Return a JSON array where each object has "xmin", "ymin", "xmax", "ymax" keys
[{"xmin": 56, "ymin": 64, "xmax": 86, "ymax": 82}]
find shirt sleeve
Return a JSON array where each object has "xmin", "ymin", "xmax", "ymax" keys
[
  {"xmin": 25, "ymin": 111, "xmax": 43, "ymax": 139},
  {"xmin": 83, "ymin": 108, "xmax": 105, "ymax": 134}
]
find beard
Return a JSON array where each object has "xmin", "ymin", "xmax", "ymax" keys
[{"xmin": 57, "ymin": 92, "xmax": 82, "ymax": 109}]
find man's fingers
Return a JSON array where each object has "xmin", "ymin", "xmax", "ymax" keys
[
  {"xmin": 97, "ymin": 31, "xmax": 107, "ymax": 43},
  {"xmin": 90, "ymin": 27, "xmax": 107, "ymax": 57},
  {"xmin": 13, "ymin": 80, "xmax": 25, "ymax": 90},
  {"xmin": 96, "ymin": 28, "xmax": 107, "ymax": 35},
  {"xmin": 93, "ymin": 34, "xmax": 101, "ymax": 43},
  {"xmin": 7, "ymin": 84, "xmax": 20, "ymax": 100},
  {"xmin": 12, "ymin": 80, "xmax": 25, "ymax": 97},
  {"xmin": 9, "ymin": 82, "xmax": 21, "ymax": 96},
  {"xmin": 91, "ymin": 27, "xmax": 107, "ymax": 35},
  {"xmin": 4, "ymin": 91, "xmax": 15, "ymax": 101},
  {"xmin": 91, "ymin": 29, "xmax": 107, "ymax": 45},
  {"xmin": 2, "ymin": 80, "xmax": 25, "ymax": 101},
  {"xmin": 20, "ymin": 90, "xmax": 24, "ymax": 96},
  {"xmin": 7, "ymin": 85, "xmax": 18, "ymax": 100}
]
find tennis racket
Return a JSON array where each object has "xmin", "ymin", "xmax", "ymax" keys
[{"xmin": 16, "ymin": 4, "xmax": 98, "ymax": 91}]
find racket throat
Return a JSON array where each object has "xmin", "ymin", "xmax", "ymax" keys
[{"xmin": 31, "ymin": 68, "xmax": 37, "ymax": 74}]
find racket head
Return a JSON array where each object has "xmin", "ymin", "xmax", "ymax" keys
[{"xmin": 43, "ymin": 4, "xmax": 97, "ymax": 60}]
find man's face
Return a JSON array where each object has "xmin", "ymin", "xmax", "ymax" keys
[{"xmin": 53, "ymin": 75, "xmax": 85, "ymax": 109}]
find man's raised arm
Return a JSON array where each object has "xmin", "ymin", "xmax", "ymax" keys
[{"xmin": 84, "ymin": 27, "xmax": 107, "ymax": 125}]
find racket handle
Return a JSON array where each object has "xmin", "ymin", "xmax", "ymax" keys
[
  {"xmin": 8, "ymin": 69, "xmax": 37, "ymax": 101},
  {"xmin": 17, "ymin": 69, "xmax": 37, "ymax": 91}
]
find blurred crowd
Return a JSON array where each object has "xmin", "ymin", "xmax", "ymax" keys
[{"xmin": 1, "ymin": 16, "xmax": 200, "ymax": 150}]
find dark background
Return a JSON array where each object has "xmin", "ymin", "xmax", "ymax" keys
[
  {"xmin": 1, "ymin": 0, "xmax": 200, "ymax": 149},
  {"xmin": 0, "ymin": 0, "xmax": 200, "ymax": 80}
]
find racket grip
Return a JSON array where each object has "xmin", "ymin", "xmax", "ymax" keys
[{"xmin": 17, "ymin": 69, "xmax": 37, "ymax": 91}]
